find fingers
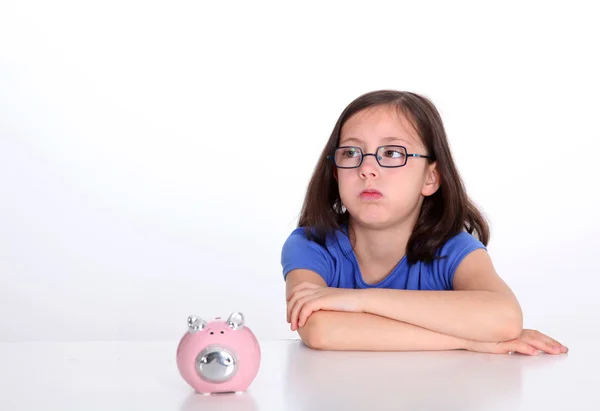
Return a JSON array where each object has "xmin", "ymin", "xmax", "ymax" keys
[
  {"xmin": 287, "ymin": 282, "xmax": 321, "ymax": 302},
  {"xmin": 289, "ymin": 295, "xmax": 308, "ymax": 330},
  {"xmin": 498, "ymin": 329, "xmax": 569, "ymax": 356},
  {"xmin": 540, "ymin": 332, "xmax": 568, "ymax": 353},
  {"xmin": 522, "ymin": 334, "xmax": 560, "ymax": 355},
  {"xmin": 297, "ymin": 300, "xmax": 319, "ymax": 328},
  {"xmin": 502, "ymin": 340, "xmax": 540, "ymax": 356},
  {"xmin": 521, "ymin": 330, "xmax": 568, "ymax": 355},
  {"xmin": 286, "ymin": 282, "xmax": 328, "ymax": 329},
  {"xmin": 286, "ymin": 288, "xmax": 317, "ymax": 323},
  {"xmin": 289, "ymin": 295, "xmax": 318, "ymax": 331},
  {"xmin": 286, "ymin": 283, "xmax": 322, "ymax": 325}
]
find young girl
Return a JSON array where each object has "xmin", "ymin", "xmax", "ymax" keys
[{"xmin": 281, "ymin": 90, "xmax": 568, "ymax": 355}]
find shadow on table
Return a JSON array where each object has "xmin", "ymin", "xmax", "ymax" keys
[
  {"xmin": 179, "ymin": 390, "xmax": 258, "ymax": 411},
  {"xmin": 283, "ymin": 341, "xmax": 567, "ymax": 411}
]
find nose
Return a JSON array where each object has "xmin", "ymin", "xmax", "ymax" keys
[
  {"xmin": 195, "ymin": 345, "xmax": 237, "ymax": 383},
  {"xmin": 359, "ymin": 153, "xmax": 379, "ymax": 179}
]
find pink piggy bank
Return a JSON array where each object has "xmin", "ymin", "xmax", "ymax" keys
[{"xmin": 176, "ymin": 312, "xmax": 261, "ymax": 395}]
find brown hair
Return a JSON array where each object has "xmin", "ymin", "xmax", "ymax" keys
[{"xmin": 297, "ymin": 90, "xmax": 490, "ymax": 264}]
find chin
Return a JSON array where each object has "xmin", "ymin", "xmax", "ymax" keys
[{"xmin": 348, "ymin": 209, "xmax": 392, "ymax": 229}]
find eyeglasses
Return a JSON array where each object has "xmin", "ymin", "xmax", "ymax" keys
[{"xmin": 327, "ymin": 145, "xmax": 433, "ymax": 169}]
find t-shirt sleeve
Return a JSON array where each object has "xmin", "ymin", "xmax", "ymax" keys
[
  {"xmin": 281, "ymin": 228, "xmax": 335, "ymax": 286},
  {"xmin": 431, "ymin": 232, "xmax": 487, "ymax": 290}
]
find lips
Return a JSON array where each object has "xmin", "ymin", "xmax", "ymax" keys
[{"xmin": 359, "ymin": 189, "xmax": 383, "ymax": 200}]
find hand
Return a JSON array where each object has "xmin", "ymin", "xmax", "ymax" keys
[
  {"xmin": 286, "ymin": 282, "xmax": 363, "ymax": 331},
  {"xmin": 465, "ymin": 329, "xmax": 569, "ymax": 355}
]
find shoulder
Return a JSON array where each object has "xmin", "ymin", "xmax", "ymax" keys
[
  {"xmin": 282, "ymin": 226, "xmax": 346, "ymax": 253},
  {"xmin": 282, "ymin": 227, "xmax": 314, "ymax": 245},
  {"xmin": 428, "ymin": 231, "xmax": 487, "ymax": 290},
  {"xmin": 438, "ymin": 231, "xmax": 487, "ymax": 259},
  {"xmin": 280, "ymin": 227, "xmax": 344, "ymax": 285},
  {"xmin": 281, "ymin": 227, "xmax": 329, "ymax": 255}
]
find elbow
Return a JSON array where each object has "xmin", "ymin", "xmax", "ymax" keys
[
  {"xmin": 508, "ymin": 310, "xmax": 524, "ymax": 340},
  {"xmin": 498, "ymin": 320, "xmax": 523, "ymax": 342},
  {"xmin": 297, "ymin": 311, "xmax": 329, "ymax": 350},
  {"xmin": 495, "ymin": 303, "xmax": 524, "ymax": 341}
]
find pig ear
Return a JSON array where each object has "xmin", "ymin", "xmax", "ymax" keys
[
  {"xmin": 187, "ymin": 315, "xmax": 207, "ymax": 333},
  {"xmin": 226, "ymin": 312, "xmax": 244, "ymax": 330}
]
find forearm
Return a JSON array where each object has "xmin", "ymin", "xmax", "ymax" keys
[
  {"xmin": 360, "ymin": 289, "xmax": 523, "ymax": 342},
  {"xmin": 297, "ymin": 310, "xmax": 468, "ymax": 352}
]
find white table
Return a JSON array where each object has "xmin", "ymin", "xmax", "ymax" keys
[{"xmin": 0, "ymin": 339, "xmax": 595, "ymax": 410}]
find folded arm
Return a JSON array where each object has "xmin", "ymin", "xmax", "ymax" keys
[
  {"xmin": 297, "ymin": 310, "xmax": 469, "ymax": 351},
  {"xmin": 286, "ymin": 270, "xmax": 469, "ymax": 351},
  {"xmin": 359, "ymin": 249, "xmax": 523, "ymax": 342},
  {"xmin": 286, "ymin": 249, "xmax": 523, "ymax": 347}
]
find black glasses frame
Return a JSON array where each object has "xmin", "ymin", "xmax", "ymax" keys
[{"xmin": 326, "ymin": 145, "xmax": 433, "ymax": 169}]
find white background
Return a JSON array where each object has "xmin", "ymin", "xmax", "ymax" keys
[{"xmin": 1, "ymin": 1, "xmax": 598, "ymax": 344}]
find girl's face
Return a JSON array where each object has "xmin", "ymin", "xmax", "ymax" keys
[{"xmin": 335, "ymin": 105, "xmax": 439, "ymax": 230}]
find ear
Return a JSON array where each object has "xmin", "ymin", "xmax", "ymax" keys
[
  {"xmin": 187, "ymin": 315, "xmax": 207, "ymax": 333},
  {"xmin": 226, "ymin": 312, "xmax": 245, "ymax": 330},
  {"xmin": 422, "ymin": 163, "xmax": 440, "ymax": 196},
  {"xmin": 333, "ymin": 167, "xmax": 338, "ymax": 181}
]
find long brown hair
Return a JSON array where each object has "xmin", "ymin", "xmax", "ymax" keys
[{"xmin": 297, "ymin": 90, "xmax": 490, "ymax": 264}]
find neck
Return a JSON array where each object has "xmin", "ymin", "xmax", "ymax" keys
[{"xmin": 347, "ymin": 219, "xmax": 413, "ymax": 284}]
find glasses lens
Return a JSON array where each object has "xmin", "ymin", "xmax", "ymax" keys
[
  {"xmin": 335, "ymin": 147, "xmax": 362, "ymax": 168},
  {"xmin": 377, "ymin": 146, "xmax": 407, "ymax": 167}
]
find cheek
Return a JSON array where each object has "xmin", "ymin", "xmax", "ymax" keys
[
  {"xmin": 383, "ymin": 171, "xmax": 425, "ymax": 201},
  {"xmin": 336, "ymin": 172, "xmax": 357, "ymax": 195},
  {"xmin": 338, "ymin": 179, "xmax": 353, "ymax": 201},
  {"xmin": 337, "ymin": 173, "xmax": 360, "ymax": 204}
]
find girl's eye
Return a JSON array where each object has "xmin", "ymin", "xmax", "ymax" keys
[
  {"xmin": 343, "ymin": 149, "xmax": 358, "ymax": 157},
  {"xmin": 384, "ymin": 150, "xmax": 403, "ymax": 158}
]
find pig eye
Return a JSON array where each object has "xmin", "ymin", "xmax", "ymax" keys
[
  {"xmin": 209, "ymin": 331, "xmax": 214, "ymax": 335},
  {"xmin": 220, "ymin": 331, "xmax": 224, "ymax": 334}
]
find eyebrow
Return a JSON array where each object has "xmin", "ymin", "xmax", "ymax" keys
[{"xmin": 339, "ymin": 136, "xmax": 411, "ymax": 145}]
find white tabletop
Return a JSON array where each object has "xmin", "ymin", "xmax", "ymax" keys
[{"xmin": 0, "ymin": 339, "xmax": 595, "ymax": 411}]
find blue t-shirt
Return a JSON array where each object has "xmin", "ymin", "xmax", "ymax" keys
[{"xmin": 281, "ymin": 226, "xmax": 486, "ymax": 291}]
